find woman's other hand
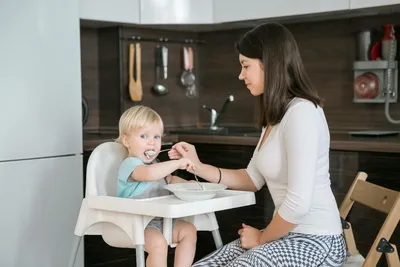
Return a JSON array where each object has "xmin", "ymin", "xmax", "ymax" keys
[
  {"xmin": 168, "ymin": 141, "xmax": 193, "ymax": 159},
  {"xmin": 169, "ymin": 142, "xmax": 202, "ymax": 172},
  {"xmin": 238, "ymin": 223, "xmax": 262, "ymax": 249}
]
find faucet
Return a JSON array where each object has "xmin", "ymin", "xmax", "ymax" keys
[{"xmin": 202, "ymin": 95, "xmax": 235, "ymax": 130}]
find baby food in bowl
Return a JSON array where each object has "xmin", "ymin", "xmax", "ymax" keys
[{"xmin": 164, "ymin": 183, "xmax": 227, "ymax": 201}]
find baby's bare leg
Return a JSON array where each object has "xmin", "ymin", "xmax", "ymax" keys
[
  {"xmin": 144, "ymin": 227, "xmax": 168, "ymax": 267},
  {"xmin": 172, "ymin": 220, "xmax": 197, "ymax": 267}
]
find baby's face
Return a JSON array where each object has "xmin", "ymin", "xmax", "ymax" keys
[{"xmin": 123, "ymin": 123, "xmax": 163, "ymax": 163}]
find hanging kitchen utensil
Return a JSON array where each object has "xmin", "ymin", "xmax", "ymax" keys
[
  {"xmin": 128, "ymin": 43, "xmax": 135, "ymax": 100},
  {"xmin": 180, "ymin": 46, "xmax": 195, "ymax": 97},
  {"xmin": 152, "ymin": 45, "xmax": 168, "ymax": 96},
  {"xmin": 186, "ymin": 47, "xmax": 197, "ymax": 98},
  {"xmin": 180, "ymin": 46, "xmax": 194, "ymax": 86},
  {"xmin": 135, "ymin": 43, "xmax": 142, "ymax": 99},
  {"xmin": 128, "ymin": 43, "xmax": 143, "ymax": 101},
  {"xmin": 162, "ymin": 45, "xmax": 168, "ymax": 79}
]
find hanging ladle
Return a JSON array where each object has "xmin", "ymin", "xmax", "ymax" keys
[{"xmin": 152, "ymin": 45, "xmax": 169, "ymax": 96}]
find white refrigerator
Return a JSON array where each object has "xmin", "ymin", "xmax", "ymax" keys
[{"xmin": 0, "ymin": 0, "xmax": 84, "ymax": 266}]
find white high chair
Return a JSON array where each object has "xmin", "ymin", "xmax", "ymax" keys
[{"xmin": 68, "ymin": 142, "xmax": 224, "ymax": 267}]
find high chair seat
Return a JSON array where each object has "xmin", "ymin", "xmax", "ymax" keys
[{"xmin": 69, "ymin": 142, "xmax": 256, "ymax": 267}]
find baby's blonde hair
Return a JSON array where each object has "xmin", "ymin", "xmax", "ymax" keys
[{"xmin": 116, "ymin": 105, "xmax": 164, "ymax": 144}]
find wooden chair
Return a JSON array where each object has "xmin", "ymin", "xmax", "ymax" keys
[{"xmin": 340, "ymin": 171, "xmax": 400, "ymax": 267}]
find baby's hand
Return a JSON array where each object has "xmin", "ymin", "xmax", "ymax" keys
[{"xmin": 177, "ymin": 158, "xmax": 194, "ymax": 171}]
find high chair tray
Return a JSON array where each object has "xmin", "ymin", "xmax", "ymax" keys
[{"xmin": 87, "ymin": 190, "xmax": 255, "ymax": 218}]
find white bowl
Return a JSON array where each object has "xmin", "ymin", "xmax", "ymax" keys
[{"xmin": 164, "ymin": 182, "xmax": 227, "ymax": 202}]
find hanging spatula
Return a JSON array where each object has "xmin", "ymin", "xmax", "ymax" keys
[{"xmin": 129, "ymin": 43, "xmax": 143, "ymax": 101}]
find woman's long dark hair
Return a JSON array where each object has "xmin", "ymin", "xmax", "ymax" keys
[{"xmin": 236, "ymin": 22, "xmax": 322, "ymax": 127}]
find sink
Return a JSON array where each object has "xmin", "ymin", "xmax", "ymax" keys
[{"xmin": 168, "ymin": 126, "xmax": 261, "ymax": 137}]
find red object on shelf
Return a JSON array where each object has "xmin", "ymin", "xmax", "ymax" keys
[
  {"xmin": 382, "ymin": 24, "xmax": 396, "ymax": 40},
  {"xmin": 370, "ymin": 42, "xmax": 381, "ymax": 60},
  {"xmin": 354, "ymin": 72, "xmax": 379, "ymax": 98}
]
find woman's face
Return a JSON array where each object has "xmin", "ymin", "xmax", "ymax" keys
[{"xmin": 238, "ymin": 54, "xmax": 264, "ymax": 96}]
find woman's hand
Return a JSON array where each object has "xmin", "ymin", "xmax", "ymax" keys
[
  {"xmin": 238, "ymin": 223, "xmax": 262, "ymax": 249},
  {"xmin": 169, "ymin": 142, "xmax": 202, "ymax": 173}
]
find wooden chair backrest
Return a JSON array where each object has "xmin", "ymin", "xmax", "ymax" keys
[{"xmin": 339, "ymin": 172, "xmax": 400, "ymax": 267}]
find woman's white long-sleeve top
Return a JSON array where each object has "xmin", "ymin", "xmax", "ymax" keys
[{"xmin": 246, "ymin": 97, "xmax": 342, "ymax": 235}]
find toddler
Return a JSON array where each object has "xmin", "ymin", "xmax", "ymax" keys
[{"xmin": 116, "ymin": 105, "xmax": 197, "ymax": 267}]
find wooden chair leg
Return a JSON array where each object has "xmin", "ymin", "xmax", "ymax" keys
[
  {"xmin": 385, "ymin": 244, "xmax": 400, "ymax": 267},
  {"xmin": 364, "ymin": 195, "xmax": 400, "ymax": 266},
  {"xmin": 343, "ymin": 222, "xmax": 360, "ymax": 256}
]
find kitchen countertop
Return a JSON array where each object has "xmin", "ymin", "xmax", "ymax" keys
[
  {"xmin": 329, "ymin": 132, "xmax": 400, "ymax": 153},
  {"xmin": 83, "ymin": 131, "xmax": 400, "ymax": 154}
]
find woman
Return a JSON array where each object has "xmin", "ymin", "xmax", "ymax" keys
[{"xmin": 168, "ymin": 22, "xmax": 347, "ymax": 267}]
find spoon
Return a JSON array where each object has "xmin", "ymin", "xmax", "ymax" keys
[
  {"xmin": 193, "ymin": 169, "xmax": 205, "ymax": 190},
  {"xmin": 144, "ymin": 148, "xmax": 171, "ymax": 157}
]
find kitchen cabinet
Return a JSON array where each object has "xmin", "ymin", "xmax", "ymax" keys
[
  {"xmin": 140, "ymin": 0, "xmax": 213, "ymax": 24},
  {"xmin": 213, "ymin": 0, "xmax": 350, "ymax": 23},
  {"xmin": 79, "ymin": 0, "xmax": 140, "ymax": 24},
  {"xmin": 79, "ymin": 0, "xmax": 400, "ymax": 26},
  {"xmin": 350, "ymin": 0, "xmax": 400, "ymax": 9}
]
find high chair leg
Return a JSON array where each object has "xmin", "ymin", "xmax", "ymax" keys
[
  {"xmin": 212, "ymin": 229, "xmax": 223, "ymax": 249},
  {"xmin": 68, "ymin": 236, "xmax": 82, "ymax": 267},
  {"xmin": 136, "ymin": 244, "xmax": 145, "ymax": 267}
]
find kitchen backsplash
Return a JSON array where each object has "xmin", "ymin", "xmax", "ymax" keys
[
  {"xmin": 81, "ymin": 12, "xmax": 400, "ymax": 133},
  {"xmin": 120, "ymin": 27, "xmax": 200, "ymax": 128},
  {"xmin": 81, "ymin": 27, "xmax": 99, "ymax": 130},
  {"xmin": 81, "ymin": 26, "xmax": 201, "ymax": 132}
]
